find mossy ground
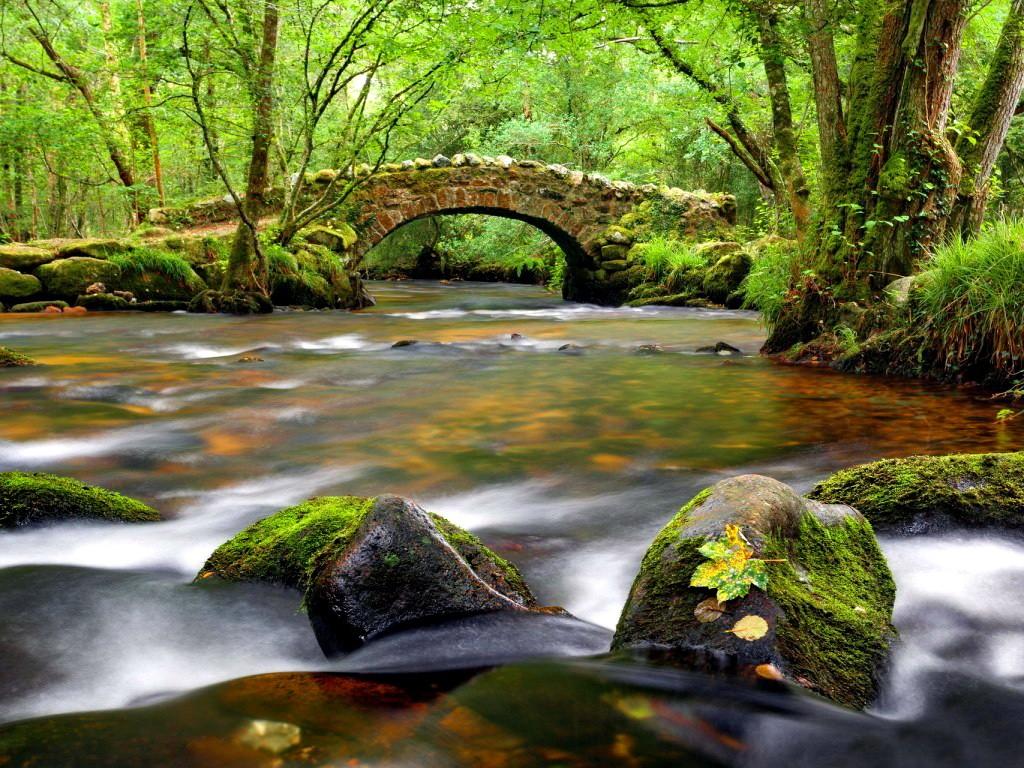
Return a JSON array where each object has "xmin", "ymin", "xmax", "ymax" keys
[
  {"xmin": 0, "ymin": 472, "xmax": 159, "ymax": 528},
  {"xmin": 810, "ymin": 452, "xmax": 1024, "ymax": 529},
  {"xmin": 199, "ymin": 496, "xmax": 377, "ymax": 589}
]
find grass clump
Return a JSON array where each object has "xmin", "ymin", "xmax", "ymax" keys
[
  {"xmin": 109, "ymin": 247, "xmax": 199, "ymax": 284},
  {"xmin": 910, "ymin": 219, "xmax": 1024, "ymax": 383},
  {"xmin": 0, "ymin": 472, "xmax": 159, "ymax": 528},
  {"xmin": 631, "ymin": 236, "xmax": 704, "ymax": 280},
  {"xmin": 740, "ymin": 237, "xmax": 800, "ymax": 322}
]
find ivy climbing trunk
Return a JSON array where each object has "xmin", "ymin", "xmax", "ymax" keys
[{"xmin": 224, "ymin": 0, "xmax": 280, "ymax": 294}]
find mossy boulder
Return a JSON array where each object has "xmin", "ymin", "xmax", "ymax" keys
[
  {"xmin": 0, "ymin": 472, "xmax": 160, "ymax": 528},
  {"xmin": 300, "ymin": 223, "xmax": 358, "ymax": 252},
  {"xmin": 810, "ymin": 452, "xmax": 1024, "ymax": 531},
  {"xmin": 200, "ymin": 495, "xmax": 538, "ymax": 656},
  {"xmin": 113, "ymin": 264, "xmax": 206, "ymax": 301},
  {"xmin": 0, "ymin": 243, "xmax": 56, "ymax": 272},
  {"xmin": 188, "ymin": 289, "xmax": 273, "ymax": 315},
  {"xmin": 0, "ymin": 268, "xmax": 41, "ymax": 300},
  {"xmin": 0, "ymin": 347, "xmax": 38, "ymax": 367},
  {"xmin": 702, "ymin": 250, "xmax": 752, "ymax": 304},
  {"xmin": 76, "ymin": 293, "xmax": 132, "ymax": 311},
  {"xmin": 10, "ymin": 300, "xmax": 69, "ymax": 313},
  {"xmin": 35, "ymin": 257, "xmax": 121, "ymax": 301},
  {"xmin": 613, "ymin": 474, "xmax": 896, "ymax": 709}
]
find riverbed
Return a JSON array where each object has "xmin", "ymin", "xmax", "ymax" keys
[{"xmin": 2, "ymin": 281, "xmax": 1023, "ymax": 766}]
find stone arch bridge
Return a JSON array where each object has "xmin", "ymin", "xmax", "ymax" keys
[{"xmin": 331, "ymin": 154, "xmax": 735, "ymax": 304}]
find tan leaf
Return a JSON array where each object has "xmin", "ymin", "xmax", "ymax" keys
[
  {"xmin": 694, "ymin": 597, "xmax": 726, "ymax": 623},
  {"xmin": 755, "ymin": 663, "xmax": 784, "ymax": 681},
  {"xmin": 726, "ymin": 614, "xmax": 769, "ymax": 641}
]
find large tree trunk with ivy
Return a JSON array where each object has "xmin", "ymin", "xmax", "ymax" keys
[{"xmin": 223, "ymin": 0, "xmax": 279, "ymax": 294}]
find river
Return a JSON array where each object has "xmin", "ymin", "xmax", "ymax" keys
[{"xmin": 1, "ymin": 281, "xmax": 1023, "ymax": 766}]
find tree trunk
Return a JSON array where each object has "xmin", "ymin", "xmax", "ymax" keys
[
  {"xmin": 137, "ymin": 0, "xmax": 166, "ymax": 206},
  {"xmin": 950, "ymin": 0, "xmax": 1024, "ymax": 234},
  {"xmin": 224, "ymin": 0, "xmax": 280, "ymax": 293},
  {"xmin": 803, "ymin": 0, "xmax": 847, "ymax": 205},
  {"xmin": 757, "ymin": 12, "xmax": 811, "ymax": 237}
]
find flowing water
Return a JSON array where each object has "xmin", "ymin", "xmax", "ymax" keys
[{"xmin": 1, "ymin": 281, "xmax": 1023, "ymax": 766}]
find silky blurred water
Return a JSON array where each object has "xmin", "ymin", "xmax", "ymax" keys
[{"xmin": 2, "ymin": 281, "xmax": 1023, "ymax": 766}]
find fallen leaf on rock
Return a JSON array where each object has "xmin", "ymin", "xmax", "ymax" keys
[
  {"xmin": 726, "ymin": 615, "xmax": 768, "ymax": 641},
  {"xmin": 755, "ymin": 663, "xmax": 784, "ymax": 681},
  {"xmin": 694, "ymin": 597, "xmax": 726, "ymax": 623}
]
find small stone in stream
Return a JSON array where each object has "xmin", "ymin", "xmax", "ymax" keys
[
  {"xmin": 236, "ymin": 354, "xmax": 264, "ymax": 363},
  {"xmin": 44, "ymin": 305, "xmax": 62, "ymax": 314},
  {"xmin": 510, "ymin": 333, "xmax": 524, "ymax": 341},
  {"xmin": 62, "ymin": 306, "xmax": 87, "ymax": 315},
  {"xmin": 637, "ymin": 344, "xmax": 663, "ymax": 354},
  {"xmin": 392, "ymin": 339, "xmax": 418, "ymax": 348},
  {"xmin": 696, "ymin": 341, "xmax": 742, "ymax": 355},
  {"xmin": 85, "ymin": 282, "xmax": 106, "ymax": 295},
  {"xmin": 558, "ymin": 343, "xmax": 583, "ymax": 353}
]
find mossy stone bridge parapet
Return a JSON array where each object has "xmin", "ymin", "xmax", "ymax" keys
[{"xmin": 334, "ymin": 154, "xmax": 736, "ymax": 304}]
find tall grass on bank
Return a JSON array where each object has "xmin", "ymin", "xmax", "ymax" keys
[
  {"xmin": 913, "ymin": 220, "xmax": 1024, "ymax": 381},
  {"xmin": 632, "ymin": 236, "xmax": 704, "ymax": 279},
  {"xmin": 739, "ymin": 238, "xmax": 799, "ymax": 324},
  {"xmin": 110, "ymin": 247, "xmax": 196, "ymax": 282}
]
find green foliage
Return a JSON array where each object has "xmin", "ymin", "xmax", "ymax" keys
[
  {"xmin": 109, "ymin": 248, "xmax": 197, "ymax": 284},
  {"xmin": 740, "ymin": 238, "xmax": 800, "ymax": 322},
  {"xmin": 631, "ymin": 237, "xmax": 704, "ymax": 279}
]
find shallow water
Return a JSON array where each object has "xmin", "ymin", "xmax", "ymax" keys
[{"xmin": 1, "ymin": 281, "xmax": 1023, "ymax": 766}]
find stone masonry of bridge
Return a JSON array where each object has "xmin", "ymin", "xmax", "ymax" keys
[{"xmin": 321, "ymin": 153, "xmax": 736, "ymax": 304}]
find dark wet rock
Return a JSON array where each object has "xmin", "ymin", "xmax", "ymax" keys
[
  {"xmin": 0, "ymin": 347, "xmax": 38, "ymax": 367},
  {"xmin": 34, "ymin": 257, "xmax": 121, "ymax": 302},
  {"xmin": 188, "ymin": 289, "xmax": 273, "ymax": 315},
  {"xmin": 199, "ymin": 495, "xmax": 538, "ymax": 656},
  {"xmin": 9, "ymin": 300, "xmax": 68, "ymax": 313},
  {"xmin": 76, "ymin": 293, "xmax": 131, "ymax": 311},
  {"xmin": 558, "ymin": 343, "xmax": 584, "ymax": 353},
  {"xmin": 613, "ymin": 474, "xmax": 896, "ymax": 709},
  {"xmin": 510, "ymin": 333, "xmax": 524, "ymax": 341},
  {"xmin": 392, "ymin": 339, "xmax": 418, "ymax": 348},
  {"xmin": 810, "ymin": 452, "xmax": 1024, "ymax": 531},
  {"xmin": 0, "ymin": 472, "xmax": 160, "ymax": 528},
  {"xmin": 696, "ymin": 341, "xmax": 742, "ymax": 355}
]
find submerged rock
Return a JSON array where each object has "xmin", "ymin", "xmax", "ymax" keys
[
  {"xmin": 0, "ymin": 347, "xmax": 38, "ymax": 367},
  {"xmin": 200, "ymin": 495, "xmax": 537, "ymax": 656},
  {"xmin": 0, "ymin": 472, "xmax": 160, "ymax": 528},
  {"xmin": 612, "ymin": 474, "xmax": 896, "ymax": 709},
  {"xmin": 696, "ymin": 341, "xmax": 742, "ymax": 355},
  {"xmin": 810, "ymin": 452, "xmax": 1024, "ymax": 531}
]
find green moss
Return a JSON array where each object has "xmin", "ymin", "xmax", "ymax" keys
[
  {"xmin": 199, "ymin": 496, "xmax": 377, "ymax": 589},
  {"xmin": 109, "ymin": 248, "xmax": 207, "ymax": 300},
  {"xmin": 761, "ymin": 514, "xmax": 896, "ymax": 708},
  {"xmin": 430, "ymin": 513, "xmax": 533, "ymax": 600},
  {"xmin": 702, "ymin": 251, "xmax": 752, "ymax": 303},
  {"xmin": 34, "ymin": 257, "xmax": 122, "ymax": 301},
  {"xmin": 10, "ymin": 300, "xmax": 68, "ymax": 312},
  {"xmin": 810, "ymin": 452, "xmax": 1024, "ymax": 528},
  {"xmin": 0, "ymin": 267, "xmax": 41, "ymax": 299},
  {"xmin": 0, "ymin": 472, "xmax": 159, "ymax": 528},
  {"xmin": 0, "ymin": 346, "xmax": 38, "ymax": 366},
  {"xmin": 0, "ymin": 243, "xmax": 56, "ymax": 272}
]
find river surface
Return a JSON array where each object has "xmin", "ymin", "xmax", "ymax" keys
[{"xmin": 1, "ymin": 281, "xmax": 1023, "ymax": 766}]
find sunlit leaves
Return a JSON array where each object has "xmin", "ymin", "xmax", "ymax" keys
[
  {"xmin": 689, "ymin": 524, "xmax": 769, "ymax": 603},
  {"xmin": 726, "ymin": 614, "xmax": 768, "ymax": 641}
]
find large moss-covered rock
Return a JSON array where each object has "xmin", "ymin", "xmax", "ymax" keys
[
  {"xmin": 0, "ymin": 268, "xmax": 41, "ymax": 300},
  {"xmin": 188, "ymin": 289, "xmax": 273, "ymax": 315},
  {"xmin": 0, "ymin": 243, "xmax": 56, "ymax": 272},
  {"xmin": 702, "ymin": 250, "xmax": 752, "ymax": 304},
  {"xmin": 114, "ymin": 263, "xmax": 206, "ymax": 301},
  {"xmin": 35, "ymin": 257, "xmax": 121, "ymax": 301},
  {"xmin": 0, "ymin": 472, "xmax": 160, "ymax": 528},
  {"xmin": 300, "ymin": 223, "xmax": 357, "ymax": 252},
  {"xmin": 613, "ymin": 475, "xmax": 896, "ymax": 709},
  {"xmin": 810, "ymin": 452, "xmax": 1024, "ymax": 530},
  {"xmin": 0, "ymin": 347, "xmax": 38, "ymax": 367},
  {"xmin": 200, "ymin": 495, "xmax": 537, "ymax": 655}
]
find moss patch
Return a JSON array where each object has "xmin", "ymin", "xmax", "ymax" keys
[
  {"xmin": 431, "ymin": 513, "xmax": 534, "ymax": 602},
  {"xmin": 0, "ymin": 268, "xmax": 41, "ymax": 299},
  {"xmin": 199, "ymin": 496, "xmax": 377, "ymax": 589},
  {"xmin": 0, "ymin": 472, "xmax": 159, "ymax": 528},
  {"xmin": 0, "ymin": 347, "xmax": 39, "ymax": 367},
  {"xmin": 35, "ymin": 257, "xmax": 121, "ymax": 301},
  {"xmin": 760, "ymin": 514, "xmax": 896, "ymax": 707},
  {"xmin": 810, "ymin": 452, "xmax": 1024, "ymax": 529}
]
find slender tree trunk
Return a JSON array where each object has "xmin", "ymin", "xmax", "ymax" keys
[
  {"xmin": 757, "ymin": 12, "xmax": 811, "ymax": 237},
  {"xmin": 136, "ymin": 0, "xmax": 165, "ymax": 206},
  {"xmin": 224, "ymin": 0, "xmax": 280, "ymax": 293},
  {"xmin": 804, "ymin": 0, "xmax": 847, "ymax": 205},
  {"xmin": 950, "ymin": 0, "xmax": 1024, "ymax": 234}
]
